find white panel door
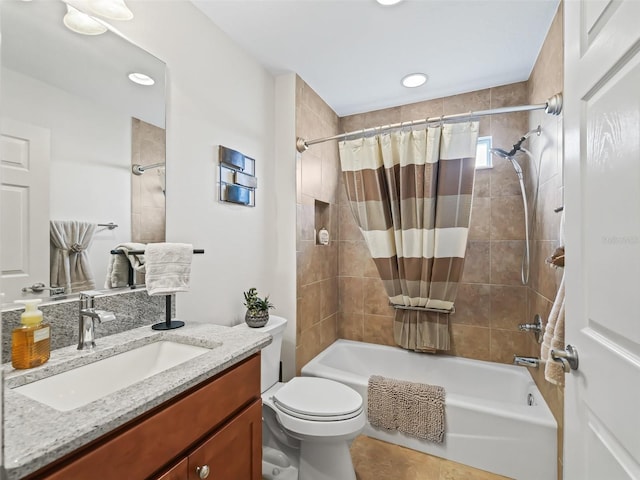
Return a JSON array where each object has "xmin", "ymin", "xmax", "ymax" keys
[
  {"xmin": 0, "ymin": 119, "xmax": 50, "ymax": 303},
  {"xmin": 564, "ymin": 1, "xmax": 640, "ymax": 479}
]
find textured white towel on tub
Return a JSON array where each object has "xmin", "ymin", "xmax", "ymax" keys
[
  {"xmin": 541, "ymin": 271, "xmax": 565, "ymax": 385},
  {"xmin": 144, "ymin": 243, "xmax": 193, "ymax": 296},
  {"xmin": 367, "ymin": 375, "xmax": 445, "ymax": 443}
]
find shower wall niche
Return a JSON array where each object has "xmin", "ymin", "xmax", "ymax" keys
[{"xmin": 314, "ymin": 200, "xmax": 331, "ymax": 245}]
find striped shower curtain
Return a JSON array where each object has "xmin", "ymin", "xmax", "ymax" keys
[{"xmin": 338, "ymin": 122, "xmax": 479, "ymax": 351}]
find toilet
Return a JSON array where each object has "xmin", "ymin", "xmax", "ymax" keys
[{"xmin": 235, "ymin": 315, "xmax": 365, "ymax": 480}]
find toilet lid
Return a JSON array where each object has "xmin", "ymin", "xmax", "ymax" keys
[{"xmin": 273, "ymin": 377, "xmax": 363, "ymax": 421}]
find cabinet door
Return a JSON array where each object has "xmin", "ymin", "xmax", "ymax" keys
[
  {"xmin": 157, "ymin": 458, "xmax": 188, "ymax": 480},
  {"xmin": 188, "ymin": 400, "xmax": 262, "ymax": 480}
]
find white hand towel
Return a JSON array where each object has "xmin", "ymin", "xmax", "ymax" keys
[
  {"xmin": 105, "ymin": 242, "xmax": 147, "ymax": 289},
  {"xmin": 144, "ymin": 243, "xmax": 193, "ymax": 296},
  {"xmin": 541, "ymin": 271, "xmax": 566, "ymax": 385}
]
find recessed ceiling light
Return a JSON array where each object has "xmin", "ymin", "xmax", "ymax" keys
[
  {"xmin": 128, "ymin": 73, "xmax": 155, "ymax": 86},
  {"xmin": 401, "ymin": 73, "xmax": 428, "ymax": 88},
  {"xmin": 376, "ymin": 0, "xmax": 404, "ymax": 5},
  {"xmin": 63, "ymin": 5, "xmax": 108, "ymax": 35}
]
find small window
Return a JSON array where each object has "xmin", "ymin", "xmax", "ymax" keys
[{"xmin": 475, "ymin": 136, "xmax": 492, "ymax": 169}]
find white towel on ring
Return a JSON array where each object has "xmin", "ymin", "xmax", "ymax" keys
[{"xmin": 144, "ymin": 243, "xmax": 193, "ymax": 296}]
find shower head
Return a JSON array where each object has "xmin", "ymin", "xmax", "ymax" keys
[
  {"xmin": 490, "ymin": 125, "xmax": 540, "ymax": 179},
  {"xmin": 490, "ymin": 147, "xmax": 511, "ymax": 159},
  {"xmin": 490, "ymin": 147, "xmax": 524, "ymax": 179},
  {"xmin": 492, "ymin": 126, "xmax": 542, "ymax": 159}
]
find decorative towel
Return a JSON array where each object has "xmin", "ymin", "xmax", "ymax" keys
[
  {"xmin": 367, "ymin": 375, "xmax": 445, "ymax": 443},
  {"xmin": 50, "ymin": 220, "xmax": 97, "ymax": 293},
  {"xmin": 144, "ymin": 243, "xmax": 193, "ymax": 296},
  {"xmin": 105, "ymin": 242, "xmax": 147, "ymax": 288},
  {"xmin": 545, "ymin": 245, "xmax": 565, "ymax": 268},
  {"xmin": 541, "ymin": 271, "xmax": 566, "ymax": 386}
]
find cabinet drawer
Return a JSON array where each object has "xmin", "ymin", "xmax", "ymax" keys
[
  {"xmin": 35, "ymin": 354, "xmax": 260, "ymax": 480},
  {"xmin": 188, "ymin": 400, "xmax": 262, "ymax": 480}
]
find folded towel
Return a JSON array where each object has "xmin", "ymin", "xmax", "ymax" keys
[
  {"xmin": 144, "ymin": 243, "xmax": 193, "ymax": 296},
  {"xmin": 105, "ymin": 242, "xmax": 147, "ymax": 288},
  {"xmin": 367, "ymin": 375, "xmax": 445, "ymax": 443},
  {"xmin": 541, "ymin": 271, "xmax": 566, "ymax": 386},
  {"xmin": 50, "ymin": 220, "xmax": 97, "ymax": 293}
]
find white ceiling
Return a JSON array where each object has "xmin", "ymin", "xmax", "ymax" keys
[{"xmin": 192, "ymin": 0, "xmax": 560, "ymax": 117}]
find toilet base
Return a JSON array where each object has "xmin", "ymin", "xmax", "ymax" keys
[
  {"xmin": 262, "ymin": 446, "xmax": 298, "ymax": 480},
  {"xmin": 299, "ymin": 439, "xmax": 356, "ymax": 480}
]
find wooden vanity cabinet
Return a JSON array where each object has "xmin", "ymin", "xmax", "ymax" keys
[
  {"xmin": 185, "ymin": 399, "xmax": 261, "ymax": 479},
  {"xmin": 30, "ymin": 354, "xmax": 262, "ymax": 480}
]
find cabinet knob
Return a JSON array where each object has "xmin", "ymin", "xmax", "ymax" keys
[{"xmin": 196, "ymin": 465, "xmax": 210, "ymax": 479}]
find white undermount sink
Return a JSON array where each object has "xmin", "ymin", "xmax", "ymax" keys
[{"xmin": 13, "ymin": 340, "xmax": 211, "ymax": 412}]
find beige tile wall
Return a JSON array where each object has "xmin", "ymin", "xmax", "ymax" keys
[
  {"xmin": 295, "ymin": 76, "xmax": 340, "ymax": 374},
  {"xmin": 131, "ymin": 118, "xmax": 166, "ymax": 244},
  {"xmin": 525, "ymin": 4, "xmax": 565, "ymax": 479},
  {"xmin": 338, "ymin": 83, "xmax": 531, "ymax": 361}
]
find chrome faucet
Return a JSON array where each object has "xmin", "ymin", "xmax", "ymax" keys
[
  {"xmin": 513, "ymin": 355, "xmax": 540, "ymax": 368},
  {"xmin": 78, "ymin": 291, "xmax": 116, "ymax": 350}
]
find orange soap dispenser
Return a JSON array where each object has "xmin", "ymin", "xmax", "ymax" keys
[{"xmin": 12, "ymin": 299, "xmax": 50, "ymax": 369}]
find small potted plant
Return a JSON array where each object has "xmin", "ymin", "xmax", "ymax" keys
[{"xmin": 243, "ymin": 287, "xmax": 275, "ymax": 328}]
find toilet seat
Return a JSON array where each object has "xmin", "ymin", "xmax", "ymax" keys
[
  {"xmin": 264, "ymin": 378, "xmax": 366, "ymax": 438},
  {"xmin": 273, "ymin": 377, "xmax": 363, "ymax": 422}
]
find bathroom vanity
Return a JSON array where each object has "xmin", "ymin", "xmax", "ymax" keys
[{"xmin": 3, "ymin": 323, "xmax": 270, "ymax": 480}]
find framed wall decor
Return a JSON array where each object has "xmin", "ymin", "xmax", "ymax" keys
[{"xmin": 218, "ymin": 145, "xmax": 257, "ymax": 207}]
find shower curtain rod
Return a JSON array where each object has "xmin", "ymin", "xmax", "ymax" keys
[{"xmin": 296, "ymin": 92, "xmax": 563, "ymax": 153}]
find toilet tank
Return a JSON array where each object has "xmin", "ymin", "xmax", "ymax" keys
[{"xmin": 235, "ymin": 315, "xmax": 287, "ymax": 393}]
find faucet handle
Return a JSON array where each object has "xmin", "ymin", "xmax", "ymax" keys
[{"xmin": 518, "ymin": 314, "xmax": 543, "ymax": 343}]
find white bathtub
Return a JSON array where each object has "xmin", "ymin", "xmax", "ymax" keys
[{"xmin": 301, "ymin": 339, "xmax": 557, "ymax": 480}]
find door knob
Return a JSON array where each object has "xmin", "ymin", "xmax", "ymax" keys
[
  {"xmin": 550, "ymin": 344, "xmax": 579, "ymax": 372},
  {"xmin": 196, "ymin": 465, "xmax": 210, "ymax": 479}
]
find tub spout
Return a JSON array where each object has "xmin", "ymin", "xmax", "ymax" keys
[{"xmin": 513, "ymin": 355, "xmax": 540, "ymax": 368}]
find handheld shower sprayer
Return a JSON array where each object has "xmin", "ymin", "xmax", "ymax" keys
[{"xmin": 489, "ymin": 125, "xmax": 541, "ymax": 286}]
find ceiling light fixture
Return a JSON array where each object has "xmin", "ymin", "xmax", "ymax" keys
[
  {"xmin": 401, "ymin": 73, "xmax": 428, "ymax": 88},
  {"xmin": 376, "ymin": 0, "xmax": 404, "ymax": 5},
  {"xmin": 128, "ymin": 73, "xmax": 155, "ymax": 86},
  {"xmin": 63, "ymin": 5, "xmax": 108, "ymax": 35},
  {"xmin": 88, "ymin": 0, "xmax": 133, "ymax": 21}
]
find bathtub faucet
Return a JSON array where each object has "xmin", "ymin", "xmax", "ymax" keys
[{"xmin": 513, "ymin": 355, "xmax": 540, "ymax": 368}]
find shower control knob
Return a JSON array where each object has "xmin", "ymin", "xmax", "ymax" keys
[{"xmin": 196, "ymin": 465, "xmax": 210, "ymax": 479}]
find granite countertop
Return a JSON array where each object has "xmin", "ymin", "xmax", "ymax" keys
[{"xmin": 3, "ymin": 322, "xmax": 271, "ymax": 480}]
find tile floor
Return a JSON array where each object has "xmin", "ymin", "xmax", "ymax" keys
[{"xmin": 350, "ymin": 436, "xmax": 513, "ymax": 480}]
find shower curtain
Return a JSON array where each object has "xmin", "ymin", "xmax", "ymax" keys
[
  {"xmin": 338, "ymin": 122, "xmax": 479, "ymax": 351},
  {"xmin": 50, "ymin": 220, "xmax": 97, "ymax": 293}
]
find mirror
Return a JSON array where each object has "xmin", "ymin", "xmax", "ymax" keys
[{"xmin": 0, "ymin": 0, "xmax": 166, "ymax": 305}]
